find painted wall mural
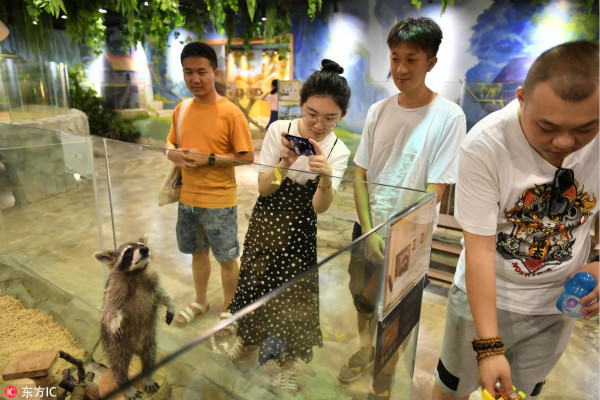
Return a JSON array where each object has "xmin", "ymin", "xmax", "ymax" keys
[
  {"xmin": 461, "ymin": 0, "xmax": 598, "ymax": 127},
  {"xmin": 2, "ymin": 0, "xmax": 596, "ymax": 133},
  {"xmin": 291, "ymin": 0, "xmax": 598, "ymax": 133}
]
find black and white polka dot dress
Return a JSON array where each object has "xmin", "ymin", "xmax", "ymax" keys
[{"xmin": 229, "ymin": 176, "xmax": 322, "ymax": 365}]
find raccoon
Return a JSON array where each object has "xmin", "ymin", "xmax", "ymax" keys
[{"xmin": 94, "ymin": 234, "xmax": 174, "ymax": 400}]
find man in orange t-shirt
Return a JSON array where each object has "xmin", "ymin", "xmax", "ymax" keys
[{"xmin": 165, "ymin": 42, "xmax": 254, "ymax": 328}]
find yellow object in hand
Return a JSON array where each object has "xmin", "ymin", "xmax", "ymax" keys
[{"xmin": 482, "ymin": 386, "xmax": 526, "ymax": 400}]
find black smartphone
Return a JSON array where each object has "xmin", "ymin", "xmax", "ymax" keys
[{"xmin": 285, "ymin": 134, "xmax": 316, "ymax": 157}]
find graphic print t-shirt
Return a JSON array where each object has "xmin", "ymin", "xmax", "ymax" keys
[{"xmin": 453, "ymin": 100, "xmax": 599, "ymax": 315}]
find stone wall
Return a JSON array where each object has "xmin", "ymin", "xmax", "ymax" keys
[{"xmin": 0, "ymin": 109, "xmax": 89, "ymax": 205}]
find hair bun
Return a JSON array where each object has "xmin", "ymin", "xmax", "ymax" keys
[{"xmin": 321, "ymin": 59, "xmax": 344, "ymax": 74}]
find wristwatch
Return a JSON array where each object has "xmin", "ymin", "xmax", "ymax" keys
[{"xmin": 208, "ymin": 153, "xmax": 216, "ymax": 166}]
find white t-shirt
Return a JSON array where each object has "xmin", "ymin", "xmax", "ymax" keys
[
  {"xmin": 354, "ymin": 94, "xmax": 466, "ymax": 227},
  {"xmin": 453, "ymin": 99, "xmax": 599, "ymax": 315},
  {"xmin": 256, "ymin": 119, "xmax": 351, "ymax": 192}
]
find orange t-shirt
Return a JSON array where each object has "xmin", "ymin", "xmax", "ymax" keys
[{"xmin": 167, "ymin": 97, "xmax": 253, "ymax": 208}]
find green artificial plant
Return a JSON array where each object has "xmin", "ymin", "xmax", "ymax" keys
[{"xmin": 68, "ymin": 65, "xmax": 141, "ymax": 142}]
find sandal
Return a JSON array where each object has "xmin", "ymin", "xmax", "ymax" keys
[
  {"xmin": 227, "ymin": 339, "xmax": 248, "ymax": 361},
  {"xmin": 367, "ymin": 371, "xmax": 393, "ymax": 400},
  {"xmin": 257, "ymin": 359, "xmax": 281, "ymax": 377},
  {"xmin": 215, "ymin": 312, "xmax": 237, "ymax": 340},
  {"xmin": 367, "ymin": 387, "xmax": 390, "ymax": 400},
  {"xmin": 268, "ymin": 370, "xmax": 298, "ymax": 396},
  {"xmin": 174, "ymin": 302, "xmax": 209, "ymax": 326},
  {"xmin": 338, "ymin": 350, "xmax": 373, "ymax": 383}
]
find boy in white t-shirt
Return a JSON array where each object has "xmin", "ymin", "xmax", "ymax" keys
[
  {"xmin": 338, "ymin": 17, "xmax": 466, "ymax": 399},
  {"xmin": 433, "ymin": 41, "xmax": 599, "ymax": 400}
]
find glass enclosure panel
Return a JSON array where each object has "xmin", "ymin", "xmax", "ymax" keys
[
  {"xmin": 0, "ymin": 123, "xmax": 105, "ymax": 348},
  {"xmin": 0, "ymin": 125, "xmax": 435, "ymax": 400},
  {"xmin": 0, "ymin": 60, "xmax": 70, "ymax": 121},
  {"xmin": 96, "ymin": 189, "xmax": 434, "ymax": 400},
  {"xmin": 0, "ymin": 66, "xmax": 8, "ymax": 122}
]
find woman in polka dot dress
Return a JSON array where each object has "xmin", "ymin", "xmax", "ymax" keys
[{"xmin": 228, "ymin": 59, "xmax": 352, "ymax": 377}]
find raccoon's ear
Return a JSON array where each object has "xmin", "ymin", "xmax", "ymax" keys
[
  {"xmin": 139, "ymin": 234, "xmax": 149, "ymax": 245},
  {"xmin": 94, "ymin": 251, "xmax": 115, "ymax": 265}
]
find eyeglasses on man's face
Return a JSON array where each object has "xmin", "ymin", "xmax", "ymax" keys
[
  {"xmin": 301, "ymin": 112, "xmax": 339, "ymax": 129},
  {"xmin": 548, "ymin": 167, "xmax": 574, "ymax": 216}
]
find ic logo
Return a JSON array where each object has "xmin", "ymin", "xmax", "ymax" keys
[{"xmin": 5, "ymin": 386, "xmax": 17, "ymax": 398}]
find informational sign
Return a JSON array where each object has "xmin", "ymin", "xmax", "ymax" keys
[
  {"xmin": 380, "ymin": 197, "xmax": 435, "ymax": 318},
  {"xmin": 278, "ymin": 80, "xmax": 301, "ymax": 102},
  {"xmin": 373, "ymin": 276, "xmax": 425, "ymax": 378}
]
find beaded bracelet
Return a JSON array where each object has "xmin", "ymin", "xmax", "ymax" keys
[
  {"xmin": 476, "ymin": 347, "xmax": 505, "ymax": 361},
  {"xmin": 472, "ymin": 336, "xmax": 504, "ymax": 361}
]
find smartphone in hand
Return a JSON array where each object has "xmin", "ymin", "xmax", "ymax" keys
[{"xmin": 285, "ymin": 134, "xmax": 316, "ymax": 156}]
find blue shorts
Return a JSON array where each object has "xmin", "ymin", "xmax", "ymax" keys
[{"xmin": 176, "ymin": 203, "xmax": 240, "ymax": 263}]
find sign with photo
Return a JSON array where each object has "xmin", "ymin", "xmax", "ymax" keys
[
  {"xmin": 278, "ymin": 80, "xmax": 302, "ymax": 102},
  {"xmin": 373, "ymin": 276, "xmax": 425, "ymax": 378},
  {"xmin": 380, "ymin": 197, "xmax": 435, "ymax": 319}
]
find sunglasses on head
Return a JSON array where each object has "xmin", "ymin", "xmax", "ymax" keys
[{"xmin": 548, "ymin": 167, "xmax": 574, "ymax": 216}]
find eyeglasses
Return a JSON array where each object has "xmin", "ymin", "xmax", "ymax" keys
[
  {"xmin": 548, "ymin": 167, "xmax": 574, "ymax": 216},
  {"xmin": 301, "ymin": 113, "xmax": 339, "ymax": 129}
]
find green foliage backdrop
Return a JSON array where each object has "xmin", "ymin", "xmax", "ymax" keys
[
  {"xmin": 5, "ymin": 0, "xmax": 596, "ymax": 60},
  {"xmin": 4, "ymin": 0, "xmax": 324, "ymax": 59}
]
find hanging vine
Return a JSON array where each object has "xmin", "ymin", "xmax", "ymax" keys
[{"xmin": 2, "ymin": 0, "xmax": 597, "ymax": 60}]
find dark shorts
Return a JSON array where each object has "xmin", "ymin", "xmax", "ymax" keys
[
  {"xmin": 347, "ymin": 222, "xmax": 379, "ymax": 299},
  {"xmin": 176, "ymin": 203, "xmax": 240, "ymax": 263}
]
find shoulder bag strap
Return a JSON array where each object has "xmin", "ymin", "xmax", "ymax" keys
[
  {"xmin": 326, "ymin": 137, "xmax": 338, "ymax": 159},
  {"xmin": 175, "ymin": 98, "xmax": 193, "ymax": 149}
]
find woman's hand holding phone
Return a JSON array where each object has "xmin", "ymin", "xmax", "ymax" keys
[
  {"xmin": 307, "ymin": 139, "xmax": 332, "ymax": 177},
  {"xmin": 280, "ymin": 132, "xmax": 299, "ymax": 167}
]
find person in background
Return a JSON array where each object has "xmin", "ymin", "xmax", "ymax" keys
[
  {"xmin": 433, "ymin": 40, "xmax": 599, "ymax": 400},
  {"xmin": 262, "ymin": 79, "xmax": 279, "ymax": 130},
  {"xmin": 227, "ymin": 59, "xmax": 351, "ymax": 396}
]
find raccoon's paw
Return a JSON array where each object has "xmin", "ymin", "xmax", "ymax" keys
[
  {"xmin": 123, "ymin": 386, "xmax": 143, "ymax": 400},
  {"xmin": 165, "ymin": 310, "xmax": 174, "ymax": 325},
  {"xmin": 143, "ymin": 378, "xmax": 160, "ymax": 393},
  {"xmin": 115, "ymin": 327, "xmax": 124, "ymax": 340}
]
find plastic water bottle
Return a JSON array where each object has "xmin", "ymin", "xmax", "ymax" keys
[{"xmin": 556, "ymin": 272, "xmax": 596, "ymax": 318}]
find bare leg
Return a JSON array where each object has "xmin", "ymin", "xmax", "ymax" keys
[
  {"xmin": 214, "ymin": 258, "xmax": 239, "ymax": 338},
  {"xmin": 175, "ymin": 249, "xmax": 211, "ymax": 325},
  {"xmin": 357, "ymin": 311, "xmax": 372, "ymax": 355},
  {"xmin": 219, "ymin": 258, "xmax": 239, "ymax": 312},
  {"xmin": 192, "ymin": 250, "xmax": 211, "ymax": 306}
]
